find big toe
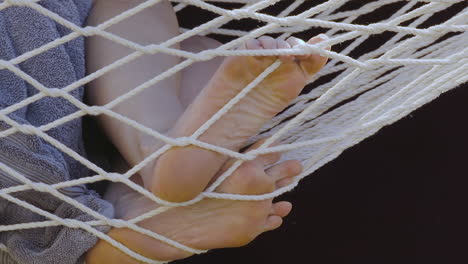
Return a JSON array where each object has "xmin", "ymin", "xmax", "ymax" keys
[{"xmin": 287, "ymin": 34, "xmax": 330, "ymax": 77}]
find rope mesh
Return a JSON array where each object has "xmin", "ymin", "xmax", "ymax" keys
[{"xmin": 0, "ymin": 0, "xmax": 467, "ymax": 263}]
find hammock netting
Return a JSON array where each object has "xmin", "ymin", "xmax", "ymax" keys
[{"xmin": 0, "ymin": 0, "xmax": 467, "ymax": 263}]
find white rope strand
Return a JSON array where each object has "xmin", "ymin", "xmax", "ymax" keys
[{"xmin": 0, "ymin": 0, "xmax": 466, "ymax": 263}]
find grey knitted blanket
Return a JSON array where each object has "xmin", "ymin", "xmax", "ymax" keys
[{"xmin": 0, "ymin": 1, "xmax": 114, "ymax": 263}]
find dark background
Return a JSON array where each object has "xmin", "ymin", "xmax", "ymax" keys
[{"xmin": 172, "ymin": 1, "xmax": 468, "ymax": 263}]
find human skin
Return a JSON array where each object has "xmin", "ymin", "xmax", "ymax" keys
[
  {"xmin": 85, "ymin": 0, "xmax": 329, "ymax": 262},
  {"xmin": 86, "ymin": 0, "xmax": 329, "ymax": 203}
]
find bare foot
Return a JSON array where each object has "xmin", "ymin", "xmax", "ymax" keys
[
  {"xmin": 86, "ymin": 147, "xmax": 302, "ymax": 263},
  {"xmin": 148, "ymin": 35, "xmax": 330, "ymax": 202}
]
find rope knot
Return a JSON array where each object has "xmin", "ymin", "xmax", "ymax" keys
[
  {"xmin": 109, "ymin": 219, "xmax": 128, "ymax": 229},
  {"xmin": 229, "ymin": 9, "xmax": 249, "ymax": 19},
  {"xmin": 106, "ymin": 173, "xmax": 122, "ymax": 182},
  {"xmin": 87, "ymin": 106, "xmax": 102, "ymax": 116},
  {"xmin": 82, "ymin": 26, "xmax": 98, "ymax": 37},
  {"xmin": 47, "ymin": 88, "xmax": 62, "ymax": 98},
  {"xmin": 32, "ymin": 182, "xmax": 51, "ymax": 193},
  {"xmin": 174, "ymin": 137, "xmax": 192, "ymax": 147},
  {"xmin": 20, "ymin": 125, "xmax": 37, "ymax": 135},
  {"xmin": 66, "ymin": 219, "xmax": 83, "ymax": 229}
]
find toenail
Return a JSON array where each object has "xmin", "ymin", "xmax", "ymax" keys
[{"xmin": 317, "ymin": 33, "xmax": 330, "ymax": 40}]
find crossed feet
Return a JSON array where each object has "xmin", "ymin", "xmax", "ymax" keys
[
  {"xmin": 149, "ymin": 34, "xmax": 330, "ymax": 202},
  {"xmin": 88, "ymin": 142, "xmax": 302, "ymax": 263},
  {"xmin": 86, "ymin": 35, "xmax": 329, "ymax": 263}
]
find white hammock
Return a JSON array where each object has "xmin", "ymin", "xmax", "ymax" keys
[{"xmin": 0, "ymin": 0, "xmax": 466, "ymax": 263}]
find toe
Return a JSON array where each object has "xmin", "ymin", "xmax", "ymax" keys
[
  {"xmin": 277, "ymin": 39, "xmax": 291, "ymax": 49},
  {"xmin": 264, "ymin": 215, "xmax": 283, "ymax": 231},
  {"xmin": 276, "ymin": 177, "xmax": 295, "ymax": 188},
  {"xmin": 271, "ymin": 201, "xmax": 292, "ymax": 217},
  {"xmin": 308, "ymin": 33, "xmax": 330, "ymax": 45},
  {"xmin": 298, "ymin": 34, "xmax": 330, "ymax": 77},
  {"xmin": 244, "ymin": 38, "xmax": 262, "ymax": 50},
  {"xmin": 285, "ymin": 35, "xmax": 330, "ymax": 77},
  {"xmin": 286, "ymin": 36, "xmax": 306, "ymax": 48},
  {"xmin": 259, "ymin": 151, "xmax": 282, "ymax": 167},
  {"xmin": 286, "ymin": 36, "xmax": 307, "ymax": 59},
  {"xmin": 258, "ymin": 36, "xmax": 278, "ymax": 49},
  {"xmin": 265, "ymin": 160, "xmax": 303, "ymax": 182}
]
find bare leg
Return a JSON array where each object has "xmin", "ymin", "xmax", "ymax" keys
[
  {"xmin": 151, "ymin": 35, "xmax": 330, "ymax": 202},
  {"xmin": 87, "ymin": 1, "xmax": 329, "ymax": 203},
  {"xmin": 86, "ymin": 0, "xmax": 183, "ymax": 176},
  {"xmin": 85, "ymin": 8, "xmax": 310, "ymax": 260},
  {"xmin": 86, "ymin": 1, "xmax": 221, "ymax": 197}
]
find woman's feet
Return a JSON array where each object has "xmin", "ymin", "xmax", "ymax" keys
[
  {"xmin": 148, "ymin": 35, "xmax": 329, "ymax": 202},
  {"xmin": 86, "ymin": 147, "xmax": 302, "ymax": 263}
]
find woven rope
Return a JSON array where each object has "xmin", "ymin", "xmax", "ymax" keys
[{"xmin": 0, "ymin": 0, "xmax": 466, "ymax": 263}]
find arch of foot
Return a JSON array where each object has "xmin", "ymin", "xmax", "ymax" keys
[{"xmin": 0, "ymin": 0, "xmax": 466, "ymax": 263}]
